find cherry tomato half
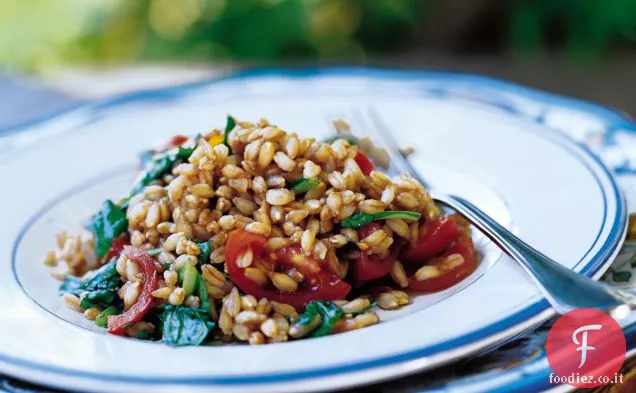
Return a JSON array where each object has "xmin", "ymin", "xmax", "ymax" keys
[
  {"xmin": 225, "ymin": 229, "xmax": 351, "ymax": 309},
  {"xmin": 408, "ymin": 233, "xmax": 476, "ymax": 292},
  {"xmin": 401, "ymin": 217, "xmax": 461, "ymax": 263},
  {"xmin": 353, "ymin": 223, "xmax": 397, "ymax": 281},
  {"xmin": 354, "ymin": 151, "xmax": 375, "ymax": 176}
]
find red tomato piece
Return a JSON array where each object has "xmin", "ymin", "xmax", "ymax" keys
[
  {"xmin": 353, "ymin": 251, "xmax": 397, "ymax": 282},
  {"xmin": 103, "ymin": 234, "xmax": 129, "ymax": 262},
  {"xmin": 107, "ymin": 247, "xmax": 159, "ymax": 335},
  {"xmin": 167, "ymin": 135, "xmax": 189, "ymax": 148},
  {"xmin": 408, "ymin": 234, "xmax": 476, "ymax": 292},
  {"xmin": 225, "ymin": 229, "xmax": 351, "ymax": 309},
  {"xmin": 401, "ymin": 217, "xmax": 461, "ymax": 263},
  {"xmin": 353, "ymin": 223, "xmax": 396, "ymax": 281},
  {"xmin": 354, "ymin": 151, "xmax": 375, "ymax": 176}
]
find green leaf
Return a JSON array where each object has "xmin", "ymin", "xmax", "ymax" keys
[
  {"xmin": 129, "ymin": 143, "xmax": 196, "ymax": 197},
  {"xmin": 80, "ymin": 289, "xmax": 117, "ymax": 309},
  {"xmin": 224, "ymin": 115, "xmax": 236, "ymax": 153},
  {"xmin": 60, "ymin": 260, "xmax": 120, "ymax": 296},
  {"xmin": 290, "ymin": 178, "xmax": 322, "ymax": 194},
  {"xmin": 176, "ymin": 146, "xmax": 195, "ymax": 160},
  {"xmin": 341, "ymin": 211, "xmax": 422, "ymax": 229},
  {"xmin": 161, "ymin": 305, "xmax": 214, "ymax": 347},
  {"xmin": 80, "ymin": 260, "xmax": 121, "ymax": 292},
  {"xmin": 295, "ymin": 301, "xmax": 344, "ymax": 338},
  {"xmin": 59, "ymin": 275, "xmax": 82, "ymax": 295},
  {"xmin": 61, "ymin": 261, "xmax": 121, "ymax": 311},
  {"xmin": 195, "ymin": 239, "xmax": 212, "ymax": 265},
  {"xmin": 310, "ymin": 301, "xmax": 344, "ymax": 337},
  {"xmin": 95, "ymin": 305, "xmax": 121, "ymax": 328},
  {"xmin": 88, "ymin": 200, "xmax": 128, "ymax": 259}
]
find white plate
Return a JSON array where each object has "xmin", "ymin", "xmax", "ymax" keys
[{"xmin": 0, "ymin": 69, "xmax": 627, "ymax": 393}]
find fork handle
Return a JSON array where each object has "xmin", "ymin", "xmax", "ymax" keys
[{"xmin": 433, "ymin": 193, "xmax": 636, "ymax": 317}]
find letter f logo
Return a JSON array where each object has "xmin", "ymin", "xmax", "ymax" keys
[{"xmin": 572, "ymin": 324, "xmax": 602, "ymax": 368}]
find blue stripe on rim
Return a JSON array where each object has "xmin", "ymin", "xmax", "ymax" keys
[{"xmin": 2, "ymin": 68, "xmax": 629, "ymax": 389}]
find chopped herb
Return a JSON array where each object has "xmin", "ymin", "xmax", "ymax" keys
[
  {"xmin": 161, "ymin": 305, "xmax": 215, "ymax": 347},
  {"xmin": 80, "ymin": 289, "xmax": 117, "ymax": 309},
  {"xmin": 147, "ymin": 248, "xmax": 163, "ymax": 256},
  {"xmin": 296, "ymin": 301, "xmax": 344, "ymax": 338},
  {"xmin": 95, "ymin": 305, "xmax": 121, "ymax": 328},
  {"xmin": 290, "ymin": 178, "xmax": 322, "ymax": 194},
  {"xmin": 87, "ymin": 200, "xmax": 128, "ymax": 259},
  {"xmin": 195, "ymin": 239, "xmax": 212, "ymax": 265},
  {"xmin": 224, "ymin": 115, "xmax": 236, "ymax": 152},
  {"xmin": 163, "ymin": 262, "xmax": 172, "ymax": 270},
  {"xmin": 341, "ymin": 211, "xmax": 422, "ymax": 229}
]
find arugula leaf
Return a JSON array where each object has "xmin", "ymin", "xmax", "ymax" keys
[
  {"xmin": 95, "ymin": 305, "xmax": 121, "ymax": 328},
  {"xmin": 290, "ymin": 178, "xmax": 322, "ymax": 194},
  {"xmin": 161, "ymin": 305, "xmax": 215, "ymax": 347},
  {"xmin": 296, "ymin": 301, "xmax": 344, "ymax": 338},
  {"xmin": 224, "ymin": 115, "xmax": 236, "ymax": 152},
  {"xmin": 80, "ymin": 289, "xmax": 117, "ymax": 309},
  {"xmin": 341, "ymin": 211, "xmax": 422, "ymax": 229},
  {"xmin": 195, "ymin": 239, "xmax": 212, "ymax": 265},
  {"xmin": 87, "ymin": 200, "xmax": 128, "ymax": 259}
]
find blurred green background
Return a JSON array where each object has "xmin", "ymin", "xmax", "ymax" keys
[{"xmin": 2, "ymin": 0, "xmax": 636, "ymax": 72}]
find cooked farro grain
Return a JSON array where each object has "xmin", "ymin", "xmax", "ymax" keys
[{"xmin": 45, "ymin": 115, "xmax": 476, "ymax": 347}]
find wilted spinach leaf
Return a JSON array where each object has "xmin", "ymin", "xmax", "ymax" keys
[
  {"xmin": 80, "ymin": 289, "xmax": 117, "ymax": 309},
  {"xmin": 161, "ymin": 305, "xmax": 215, "ymax": 347},
  {"xmin": 296, "ymin": 300, "xmax": 344, "ymax": 338},
  {"xmin": 88, "ymin": 200, "xmax": 128, "ymax": 259},
  {"xmin": 195, "ymin": 239, "xmax": 212, "ymax": 265}
]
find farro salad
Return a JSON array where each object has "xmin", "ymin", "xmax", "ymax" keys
[{"xmin": 44, "ymin": 116, "xmax": 477, "ymax": 346}]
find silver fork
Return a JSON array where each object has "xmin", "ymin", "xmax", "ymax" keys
[{"xmin": 332, "ymin": 106, "xmax": 636, "ymax": 322}]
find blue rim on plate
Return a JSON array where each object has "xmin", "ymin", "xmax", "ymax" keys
[{"xmin": 0, "ymin": 67, "xmax": 629, "ymax": 391}]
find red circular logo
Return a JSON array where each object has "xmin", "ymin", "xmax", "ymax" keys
[{"xmin": 546, "ymin": 308, "xmax": 626, "ymax": 388}]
